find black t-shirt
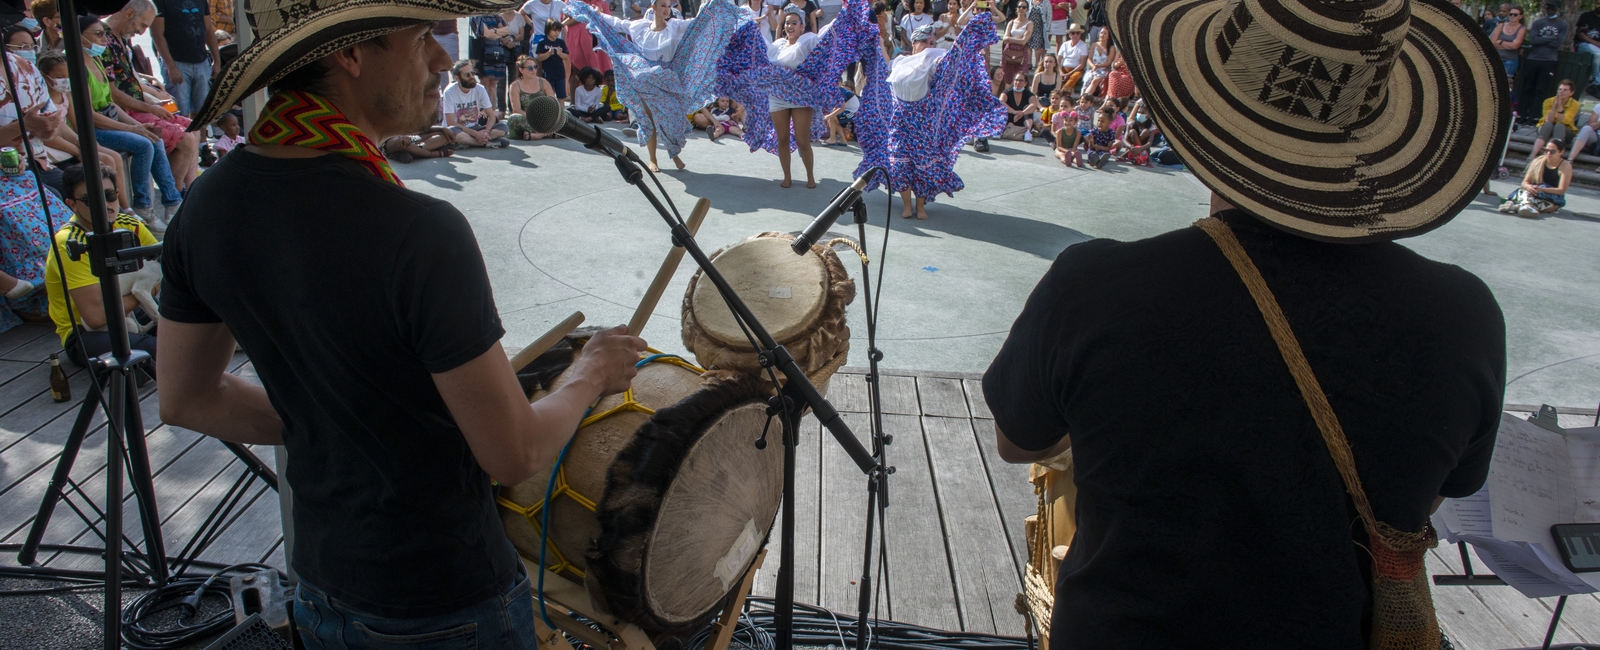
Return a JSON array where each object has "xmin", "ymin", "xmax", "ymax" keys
[
  {"xmin": 1578, "ymin": 10, "xmax": 1600, "ymax": 42},
  {"xmin": 983, "ymin": 211, "xmax": 1505, "ymax": 648},
  {"xmin": 159, "ymin": 150, "xmax": 516, "ymax": 618},
  {"xmin": 1004, "ymin": 87, "xmax": 1034, "ymax": 111},
  {"xmin": 536, "ymin": 37, "xmax": 568, "ymax": 79},
  {"xmin": 154, "ymin": 0, "xmax": 211, "ymax": 64}
]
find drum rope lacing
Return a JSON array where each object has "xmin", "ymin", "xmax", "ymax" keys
[{"xmin": 494, "ymin": 349, "xmax": 705, "ymax": 628}]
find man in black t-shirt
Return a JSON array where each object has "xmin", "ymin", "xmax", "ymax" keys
[
  {"xmin": 151, "ymin": 0, "xmax": 221, "ymax": 117},
  {"xmin": 985, "ymin": 1, "xmax": 1511, "ymax": 647},
  {"xmin": 158, "ymin": 1, "xmax": 644, "ymax": 646}
]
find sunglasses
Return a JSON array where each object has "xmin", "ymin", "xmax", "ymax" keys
[
  {"xmin": 73, "ymin": 188, "xmax": 118, "ymax": 204},
  {"xmin": 1510, "ymin": 11, "xmax": 1521, "ymax": 15}
]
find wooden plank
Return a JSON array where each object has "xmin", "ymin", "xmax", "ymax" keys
[
  {"xmin": 753, "ymin": 420, "xmax": 821, "ymax": 606},
  {"xmin": 915, "ymin": 377, "xmax": 970, "ymax": 419},
  {"xmin": 971, "ymin": 418, "xmax": 1033, "ymax": 581},
  {"xmin": 0, "ymin": 363, "xmax": 84, "ymax": 431},
  {"xmin": 0, "ymin": 368, "xmax": 98, "ymax": 481},
  {"xmin": 195, "ymin": 482, "xmax": 283, "ymax": 568},
  {"xmin": 1425, "ymin": 546, "xmax": 1527, "ymax": 650},
  {"xmin": 826, "ymin": 372, "xmax": 869, "ymax": 413},
  {"xmin": 262, "ymin": 539, "xmax": 285, "ymax": 570},
  {"xmin": 878, "ymin": 413, "xmax": 960, "ymax": 630},
  {"xmin": 0, "ymin": 323, "xmax": 53, "ymax": 358},
  {"xmin": 878, "ymin": 375, "xmax": 919, "ymax": 416},
  {"xmin": 962, "ymin": 379, "xmax": 993, "ymax": 420},
  {"xmin": 1543, "ymin": 592, "xmax": 1600, "ymax": 643},
  {"xmin": 1428, "ymin": 543, "xmax": 1586, "ymax": 647},
  {"xmin": 0, "ymin": 332, "xmax": 79, "ymax": 396},
  {"xmin": 921, "ymin": 415, "xmax": 1025, "ymax": 636},
  {"xmin": 818, "ymin": 413, "xmax": 871, "ymax": 616}
]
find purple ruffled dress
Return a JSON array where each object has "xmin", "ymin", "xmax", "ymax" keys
[
  {"xmin": 565, "ymin": 0, "xmax": 744, "ymax": 159},
  {"xmin": 853, "ymin": 13, "xmax": 1006, "ymax": 201},
  {"xmin": 714, "ymin": 0, "xmax": 881, "ymax": 155}
]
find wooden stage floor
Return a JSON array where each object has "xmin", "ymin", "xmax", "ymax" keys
[{"xmin": 0, "ymin": 322, "xmax": 1595, "ymax": 649}]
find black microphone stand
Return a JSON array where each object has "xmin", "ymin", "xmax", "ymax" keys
[{"xmin": 584, "ymin": 125, "xmax": 878, "ymax": 649}]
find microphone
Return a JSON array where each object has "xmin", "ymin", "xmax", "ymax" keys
[
  {"xmin": 791, "ymin": 174, "xmax": 872, "ymax": 256},
  {"xmin": 526, "ymin": 95, "xmax": 639, "ymax": 163}
]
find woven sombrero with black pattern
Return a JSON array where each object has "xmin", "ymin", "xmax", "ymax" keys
[
  {"xmin": 190, "ymin": 0, "xmax": 520, "ymax": 129},
  {"xmin": 1108, "ymin": 0, "xmax": 1511, "ymax": 242}
]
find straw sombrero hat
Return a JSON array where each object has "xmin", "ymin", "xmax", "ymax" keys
[
  {"xmin": 1109, "ymin": 0, "xmax": 1510, "ymax": 242},
  {"xmin": 190, "ymin": 0, "xmax": 519, "ymax": 128}
]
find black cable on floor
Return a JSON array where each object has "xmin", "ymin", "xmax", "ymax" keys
[{"xmin": 117, "ymin": 562, "xmax": 282, "ymax": 650}]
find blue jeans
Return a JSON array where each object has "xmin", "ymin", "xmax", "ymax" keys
[
  {"xmin": 166, "ymin": 59, "xmax": 212, "ymax": 117},
  {"xmin": 1580, "ymin": 43, "xmax": 1600, "ymax": 86},
  {"xmin": 93, "ymin": 128, "xmax": 181, "ymax": 209},
  {"xmin": 293, "ymin": 565, "xmax": 537, "ymax": 649}
]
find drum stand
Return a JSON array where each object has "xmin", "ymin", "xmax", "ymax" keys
[{"xmin": 586, "ymin": 133, "xmax": 878, "ymax": 650}]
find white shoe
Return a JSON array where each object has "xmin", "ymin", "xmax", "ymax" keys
[
  {"xmin": 1024, "ymin": 130, "xmax": 1034, "ymax": 142},
  {"xmin": 164, "ymin": 201, "xmax": 182, "ymax": 221},
  {"xmin": 1517, "ymin": 203, "xmax": 1540, "ymax": 218},
  {"xmin": 132, "ymin": 205, "xmax": 159, "ymax": 224},
  {"xmin": 5, "ymin": 279, "xmax": 34, "ymax": 299}
]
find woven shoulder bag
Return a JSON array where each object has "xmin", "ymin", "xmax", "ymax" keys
[{"xmin": 1194, "ymin": 217, "xmax": 1441, "ymax": 650}]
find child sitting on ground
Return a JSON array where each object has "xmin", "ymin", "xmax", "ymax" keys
[
  {"xmin": 568, "ymin": 68, "xmax": 608, "ymax": 123},
  {"xmin": 824, "ymin": 80, "xmax": 859, "ymax": 146},
  {"xmin": 1122, "ymin": 99, "xmax": 1159, "ymax": 165},
  {"xmin": 1069, "ymin": 95, "xmax": 1097, "ymax": 145},
  {"xmin": 1085, "ymin": 109, "xmax": 1119, "ymax": 169},
  {"xmin": 212, "ymin": 113, "xmax": 246, "ymax": 158},
  {"xmin": 1038, "ymin": 92, "xmax": 1070, "ymax": 146},
  {"xmin": 1052, "ymin": 102, "xmax": 1084, "ymax": 168},
  {"xmin": 699, "ymin": 97, "xmax": 743, "ymax": 141},
  {"xmin": 600, "ymin": 70, "xmax": 629, "ymax": 122}
]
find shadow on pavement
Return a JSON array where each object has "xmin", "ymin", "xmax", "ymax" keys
[{"xmin": 889, "ymin": 200, "xmax": 1094, "ymax": 259}]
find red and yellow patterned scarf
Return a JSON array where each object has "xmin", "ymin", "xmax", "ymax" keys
[{"xmin": 248, "ymin": 90, "xmax": 402, "ymax": 187}]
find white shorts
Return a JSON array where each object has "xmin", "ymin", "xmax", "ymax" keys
[
  {"xmin": 1050, "ymin": 18, "xmax": 1069, "ymax": 36},
  {"xmin": 769, "ymin": 96, "xmax": 808, "ymax": 112}
]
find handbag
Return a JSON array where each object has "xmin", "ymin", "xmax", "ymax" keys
[
  {"xmin": 1193, "ymin": 217, "xmax": 1442, "ymax": 650},
  {"xmin": 482, "ymin": 40, "xmax": 511, "ymax": 65}
]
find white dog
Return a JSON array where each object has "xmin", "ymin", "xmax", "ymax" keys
[{"xmin": 117, "ymin": 260, "xmax": 161, "ymax": 335}]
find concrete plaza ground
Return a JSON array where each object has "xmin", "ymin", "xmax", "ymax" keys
[{"xmin": 391, "ymin": 125, "xmax": 1600, "ymax": 411}]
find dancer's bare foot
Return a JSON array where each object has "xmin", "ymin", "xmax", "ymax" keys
[
  {"xmin": 901, "ymin": 206, "xmax": 913, "ymax": 218},
  {"xmin": 781, "ymin": 179, "xmax": 793, "ymax": 188},
  {"xmin": 673, "ymin": 156, "xmax": 686, "ymax": 170},
  {"xmin": 806, "ymin": 179, "xmax": 817, "ymax": 189},
  {"xmin": 916, "ymin": 207, "xmax": 930, "ymax": 220},
  {"xmin": 648, "ymin": 161, "xmax": 661, "ymax": 173}
]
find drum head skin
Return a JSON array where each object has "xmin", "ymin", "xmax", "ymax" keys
[
  {"xmin": 691, "ymin": 236, "xmax": 829, "ymax": 347},
  {"xmin": 585, "ymin": 371, "xmax": 779, "ymax": 635}
]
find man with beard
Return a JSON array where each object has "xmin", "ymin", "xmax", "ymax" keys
[
  {"xmin": 444, "ymin": 58, "xmax": 511, "ymax": 148},
  {"xmin": 155, "ymin": 1, "xmax": 644, "ymax": 645}
]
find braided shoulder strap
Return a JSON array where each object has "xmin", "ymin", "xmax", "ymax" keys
[{"xmin": 1192, "ymin": 217, "xmax": 1428, "ymax": 548}]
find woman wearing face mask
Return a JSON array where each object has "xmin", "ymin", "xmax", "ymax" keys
[
  {"xmin": 0, "ymin": 29, "xmax": 68, "ymax": 332},
  {"xmin": 853, "ymin": 19, "xmax": 1005, "ymax": 219},
  {"xmin": 36, "ymin": 52, "xmax": 130, "ymax": 211},
  {"xmin": 716, "ymin": 0, "xmax": 879, "ymax": 188},
  {"xmin": 75, "ymin": 16, "xmax": 181, "ymax": 231},
  {"xmin": 564, "ymin": 0, "xmax": 744, "ymax": 172}
]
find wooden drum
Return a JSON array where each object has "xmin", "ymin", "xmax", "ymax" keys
[
  {"xmin": 680, "ymin": 232, "xmax": 855, "ymax": 386},
  {"xmin": 498, "ymin": 336, "xmax": 781, "ymax": 636},
  {"xmin": 1021, "ymin": 453, "xmax": 1077, "ymax": 648}
]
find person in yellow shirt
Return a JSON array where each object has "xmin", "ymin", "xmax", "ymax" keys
[
  {"xmin": 1529, "ymin": 78, "xmax": 1580, "ymax": 163},
  {"xmin": 601, "ymin": 68, "xmax": 629, "ymax": 122},
  {"xmin": 45, "ymin": 163, "xmax": 160, "ymax": 370}
]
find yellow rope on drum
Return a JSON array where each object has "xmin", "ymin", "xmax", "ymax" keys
[{"xmin": 497, "ymin": 349, "xmax": 705, "ymax": 580}]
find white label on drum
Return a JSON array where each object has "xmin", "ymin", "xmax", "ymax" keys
[
  {"xmin": 769, "ymin": 287, "xmax": 792, "ymax": 299},
  {"xmin": 715, "ymin": 519, "xmax": 761, "ymax": 592}
]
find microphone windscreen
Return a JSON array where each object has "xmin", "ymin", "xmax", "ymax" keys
[{"xmin": 527, "ymin": 95, "xmax": 567, "ymax": 135}]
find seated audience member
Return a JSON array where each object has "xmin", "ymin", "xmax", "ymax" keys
[
  {"xmin": 1001, "ymin": 72, "xmax": 1040, "ymax": 141},
  {"xmin": 0, "ymin": 42, "xmax": 65, "ymax": 332},
  {"xmin": 45, "ymin": 163, "xmax": 159, "ymax": 369},
  {"xmin": 36, "ymin": 53, "xmax": 130, "ymax": 212},
  {"xmin": 1121, "ymin": 99, "xmax": 1158, "ymax": 164},
  {"xmin": 1038, "ymin": 91, "xmax": 1069, "ymax": 144},
  {"xmin": 1084, "ymin": 108, "xmax": 1117, "ymax": 168},
  {"xmin": 699, "ymin": 96, "xmax": 743, "ymax": 142},
  {"xmin": 31, "ymin": 0, "xmax": 63, "ymax": 55},
  {"xmin": 101, "ymin": 2, "xmax": 201, "ymax": 195},
  {"xmin": 507, "ymin": 55, "xmax": 561, "ymax": 141},
  {"xmin": 1052, "ymin": 101, "xmax": 1083, "ymax": 168},
  {"xmin": 214, "ymin": 29, "xmax": 232, "ymax": 48},
  {"xmin": 382, "ymin": 128, "xmax": 456, "ymax": 163},
  {"xmin": 211, "ymin": 112, "xmax": 245, "ymax": 158},
  {"xmin": 1566, "ymin": 108, "xmax": 1600, "ymax": 172},
  {"xmin": 1055, "ymin": 24, "xmax": 1086, "ymax": 92},
  {"xmin": 1068, "ymin": 93, "xmax": 1096, "ymax": 142},
  {"xmin": 568, "ymin": 67, "xmax": 608, "ymax": 123},
  {"xmin": 1031, "ymin": 52, "xmax": 1061, "ymax": 104},
  {"xmin": 824, "ymin": 80, "xmax": 857, "ymax": 145},
  {"xmin": 443, "ymin": 60, "xmax": 510, "ymax": 149},
  {"xmin": 600, "ymin": 69, "xmax": 628, "ymax": 122},
  {"xmin": 1529, "ymin": 78, "xmax": 1579, "ymax": 165},
  {"xmin": 1502, "ymin": 138, "xmax": 1571, "ymax": 217},
  {"xmin": 76, "ymin": 15, "xmax": 184, "ymax": 231}
]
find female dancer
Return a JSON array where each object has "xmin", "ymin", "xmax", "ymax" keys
[
  {"xmin": 854, "ymin": 19, "xmax": 1005, "ymax": 219},
  {"xmin": 716, "ymin": 0, "xmax": 878, "ymax": 188},
  {"xmin": 565, "ymin": 0, "xmax": 744, "ymax": 171}
]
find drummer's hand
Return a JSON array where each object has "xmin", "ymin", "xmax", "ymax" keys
[{"xmin": 571, "ymin": 325, "xmax": 647, "ymax": 397}]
